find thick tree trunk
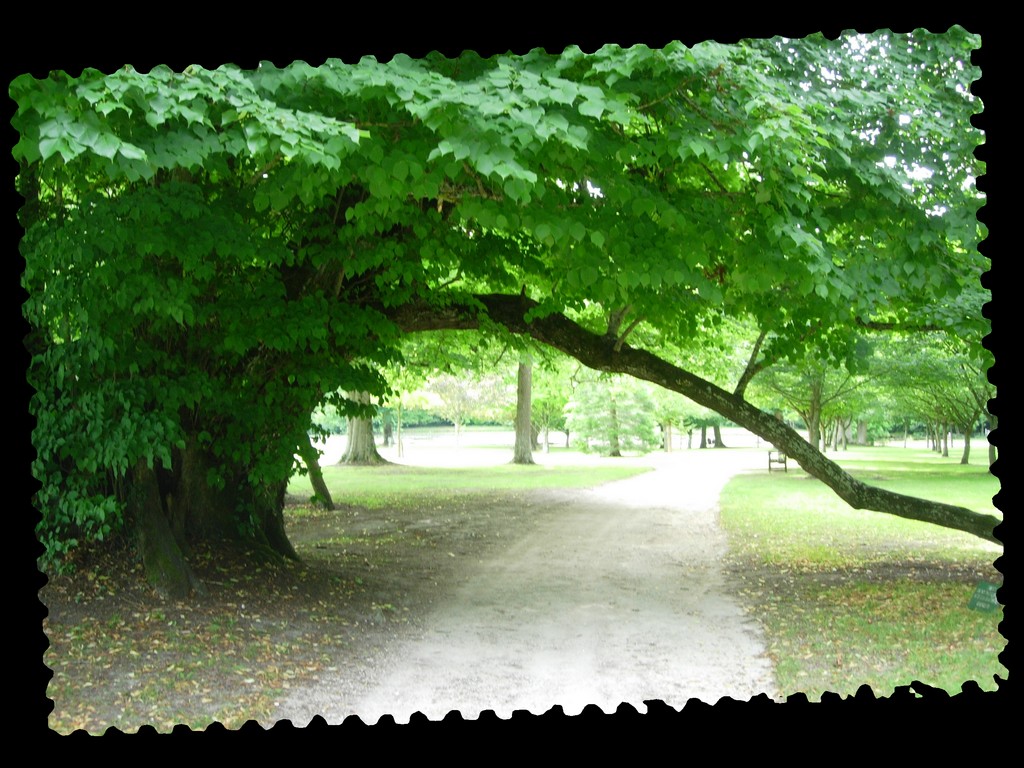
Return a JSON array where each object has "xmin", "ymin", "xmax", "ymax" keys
[
  {"xmin": 129, "ymin": 462, "xmax": 205, "ymax": 600},
  {"xmin": 341, "ymin": 391, "xmax": 386, "ymax": 465},
  {"xmin": 513, "ymin": 357, "xmax": 535, "ymax": 465},
  {"xmin": 699, "ymin": 424, "xmax": 707, "ymax": 449},
  {"xmin": 252, "ymin": 478, "xmax": 300, "ymax": 562},
  {"xmin": 389, "ymin": 294, "xmax": 1000, "ymax": 543},
  {"xmin": 296, "ymin": 432, "xmax": 335, "ymax": 510},
  {"xmin": 713, "ymin": 423, "xmax": 726, "ymax": 448},
  {"xmin": 128, "ymin": 435, "xmax": 301, "ymax": 597}
]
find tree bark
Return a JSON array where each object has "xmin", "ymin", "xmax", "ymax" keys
[
  {"xmin": 388, "ymin": 294, "xmax": 1001, "ymax": 543},
  {"xmin": 988, "ymin": 412, "xmax": 997, "ymax": 467},
  {"xmin": 128, "ymin": 434, "xmax": 302, "ymax": 597},
  {"xmin": 513, "ymin": 357, "xmax": 535, "ymax": 465},
  {"xmin": 712, "ymin": 423, "xmax": 726, "ymax": 448},
  {"xmin": 960, "ymin": 421, "xmax": 972, "ymax": 465},
  {"xmin": 397, "ymin": 400, "xmax": 405, "ymax": 458},
  {"xmin": 341, "ymin": 391, "xmax": 386, "ymax": 465},
  {"xmin": 806, "ymin": 379, "xmax": 823, "ymax": 450},
  {"xmin": 608, "ymin": 399, "xmax": 622, "ymax": 457},
  {"xmin": 128, "ymin": 462, "xmax": 205, "ymax": 600},
  {"xmin": 297, "ymin": 433, "xmax": 335, "ymax": 510}
]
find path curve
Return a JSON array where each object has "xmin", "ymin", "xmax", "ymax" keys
[{"xmin": 277, "ymin": 448, "xmax": 779, "ymax": 724}]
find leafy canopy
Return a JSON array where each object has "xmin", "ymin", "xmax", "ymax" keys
[{"xmin": 14, "ymin": 29, "xmax": 987, "ymax": 560}]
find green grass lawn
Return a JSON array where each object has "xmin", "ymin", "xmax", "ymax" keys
[
  {"xmin": 288, "ymin": 461, "xmax": 651, "ymax": 511},
  {"xmin": 720, "ymin": 446, "xmax": 1005, "ymax": 700}
]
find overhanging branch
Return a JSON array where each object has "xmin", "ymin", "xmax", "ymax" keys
[{"xmin": 387, "ymin": 293, "xmax": 1000, "ymax": 544}]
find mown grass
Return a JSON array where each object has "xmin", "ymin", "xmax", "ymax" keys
[
  {"xmin": 720, "ymin": 446, "xmax": 1005, "ymax": 700},
  {"xmin": 288, "ymin": 461, "xmax": 651, "ymax": 511}
]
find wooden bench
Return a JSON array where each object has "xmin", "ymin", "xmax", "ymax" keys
[{"xmin": 768, "ymin": 450, "xmax": 788, "ymax": 472}]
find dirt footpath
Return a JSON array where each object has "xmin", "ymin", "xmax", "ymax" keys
[{"xmin": 274, "ymin": 448, "xmax": 779, "ymax": 724}]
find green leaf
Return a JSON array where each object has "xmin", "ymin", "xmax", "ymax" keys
[{"xmin": 579, "ymin": 98, "xmax": 605, "ymax": 118}]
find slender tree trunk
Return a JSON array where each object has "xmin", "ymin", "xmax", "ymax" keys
[
  {"xmin": 807, "ymin": 381, "xmax": 823, "ymax": 450},
  {"xmin": 960, "ymin": 420, "xmax": 973, "ymax": 465},
  {"xmin": 699, "ymin": 424, "xmax": 707, "ymax": 449},
  {"xmin": 397, "ymin": 400, "xmax": 404, "ymax": 458},
  {"xmin": 608, "ymin": 399, "xmax": 622, "ymax": 457},
  {"xmin": 513, "ymin": 357, "xmax": 535, "ymax": 465},
  {"xmin": 942, "ymin": 424, "xmax": 949, "ymax": 458},
  {"xmin": 988, "ymin": 412, "xmax": 997, "ymax": 467},
  {"xmin": 341, "ymin": 391, "xmax": 385, "ymax": 465},
  {"xmin": 296, "ymin": 433, "xmax": 334, "ymax": 510}
]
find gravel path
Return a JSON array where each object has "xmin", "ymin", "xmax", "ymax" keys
[{"xmin": 275, "ymin": 448, "xmax": 779, "ymax": 724}]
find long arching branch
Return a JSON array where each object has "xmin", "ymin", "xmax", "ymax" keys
[{"xmin": 387, "ymin": 293, "xmax": 1001, "ymax": 544}]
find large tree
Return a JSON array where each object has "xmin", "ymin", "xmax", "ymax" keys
[{"xmin": 17, "ymin": 29, "xmax": 997, "ymax": 597}]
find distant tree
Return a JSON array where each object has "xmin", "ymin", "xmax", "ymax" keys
[
  {"xmin": 878, "ymin": 335, "xmax": 994, "ymax": 465},
  {"xmin": 425, "ymin": 372, "xmax": 511, "ymax": 446},
  {"xmin": 529, "ymin": 353, "xmax": 577, "ymax": 452},
  {"xmin": 566, "ymin": 374, "xmax": 659, "ymax": 456},
  {"xmin": 340, "ymin": 391, "xmax": 385, "ymax": 465},
  {"xmin": 513, "ymin": 354, "xmax": 535, "ymax": 464}
]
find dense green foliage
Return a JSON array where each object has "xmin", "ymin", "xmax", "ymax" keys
[{"xmin": 14, "ymin": 29, "xmax": 990, "ymax": 579}]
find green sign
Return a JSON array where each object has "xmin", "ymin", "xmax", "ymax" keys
[{"xmin": 968, "ymin": 581, "xmax": 1001, "ymax": 613}]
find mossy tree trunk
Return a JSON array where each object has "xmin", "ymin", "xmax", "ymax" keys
[
  {"xmin": 127, "ymin": 436, "xmax": 300, "ymax": 598},
  {"xmin": 297, "ymin": 433, "xmax": 335, "ymax": 510}
]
